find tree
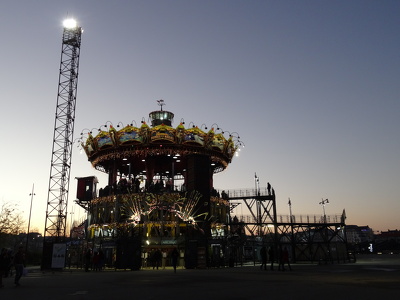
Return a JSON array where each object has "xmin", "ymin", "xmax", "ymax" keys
[{"xmin": 0, "ymin": 201, "xmax": 25, "ymax": 248}]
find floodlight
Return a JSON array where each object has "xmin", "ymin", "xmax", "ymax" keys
[{"xmin": 63, "ymin": 18, "xmax": 77, "ymax": 29}]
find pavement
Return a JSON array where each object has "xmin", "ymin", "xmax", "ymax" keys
[{"xmin": 1, "ymin": 254, "xmax": 399, "ymax": 300}]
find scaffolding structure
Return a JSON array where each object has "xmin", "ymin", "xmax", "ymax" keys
[{"xmin": 228, "ymin": 188, "xmax": 349, "ymax": 264}]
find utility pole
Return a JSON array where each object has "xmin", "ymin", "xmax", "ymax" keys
[{"xmin": 26, "ymin": 184, "xmax": 35, "ymax": 254}]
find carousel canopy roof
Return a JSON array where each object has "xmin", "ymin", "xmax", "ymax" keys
[{"xmin": 79, "ymin": 104, "xmax": 243, "ymax": 176}]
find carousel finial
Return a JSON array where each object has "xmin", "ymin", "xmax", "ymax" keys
[{"xmin": 157, "ymin": 99, "xmax": 165, "ymax": 111}]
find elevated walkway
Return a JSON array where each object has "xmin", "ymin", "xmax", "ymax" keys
[{"xmin": 223, "ymin": 187, "xmax": 349, "ymax": 263}]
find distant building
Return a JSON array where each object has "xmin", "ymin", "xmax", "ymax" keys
[
  {"xmin": 346, "ymin": 225, "xmax": 374, "ymax": 252},
  {"xmin": 378, "ymin": 229, "xmax": 400, "ymax": 239},
  {"xmin": 374, "ymin": 229, "xmax": 400, "ymax": 254}
]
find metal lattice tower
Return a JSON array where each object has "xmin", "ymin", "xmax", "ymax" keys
[{"xmin": 44, "ymin": 21, "xmax": 82, "ymax": 241}]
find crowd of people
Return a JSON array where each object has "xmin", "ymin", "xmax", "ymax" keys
[
  {"xmin": 0, "ymin": 246, "xmax": 26, "ymax": 288},
  {"xmin": 81, "ymin": 247, "xmax": 181, "ymax": 273},
  {"xmin": 210, "ymin": 188, "xmax": 229, "ymax": 199},
  {"xmin": 98, "ymin": 177, "xmax": 142, "ymax": 197},
  {"xmin": 97, "ymin": 176, "xmax": 236, "ymax": 198},
  {"xmin": 259, "ymin": 245, "xmax": 292, "ymax": 271},
  {"xmin": 84, "ymin": 249, "xmax": 105, "ymax": 272},
  {"xmin": 98, "ymin": 177, "xmax": 186, "ymax": 197},
  {"xmin": 144, "ymin": 248, "xmax": 180, "ymax": 272}
]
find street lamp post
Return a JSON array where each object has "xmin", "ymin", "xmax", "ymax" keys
[
  {"xmin": 254, "ymin": 173, "xmax": 260, "ymax": 196},
  {"xmin": 26, "ymin": 184, "xmax": 35, "ymax": 253},
  {"xmin": 69, "ymin": 210, "xmax": 74, "ymax": 237},
  {"xmin": 288, "ymin": 198, "xmax": 293, "ymax": 223},
  {"xmin": 319, "ymin": 198, "xmax": 329, "ymax": 223}
]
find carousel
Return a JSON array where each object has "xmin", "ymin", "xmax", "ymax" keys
[{"xmin": 76, "ymin": 100, "xmax": 243, "ymax": 269}]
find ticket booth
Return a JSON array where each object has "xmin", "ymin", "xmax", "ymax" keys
[{"xmin": 76, "ymin": 176, "xmax": 98, "ymax": 202}]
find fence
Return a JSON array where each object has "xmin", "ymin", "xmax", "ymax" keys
[{"xmin": 234, "ymin": 214, "xmax": 344, "ymax": 224}]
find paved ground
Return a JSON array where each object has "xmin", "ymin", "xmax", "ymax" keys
[{"xmin": 1, "ymin": 254, "xmax": 399, "ymax": 300}]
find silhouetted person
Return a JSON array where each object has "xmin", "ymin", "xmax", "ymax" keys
[
  {"xmin": 153, "ymin": 249, "xmax": 162, "ymax": 270},
  {"xmin": 162, "ymin": 250, "xmax": 167, "ymax": 269},
  {"xmin": 260, "ymin": 246, "xmax": 267, "ymax": 270},
  {"xmin": 171, "ymin": 248, "xmax": 179, "ymax": 273},
  {"xmin": 93, "ymin": 251, "xmax": 100, "ymax": 271},
  {"xmin": 13, "ymin": 246, "xmax": 25, "ymax": 286},
  {"xmin": 268, "ymin": 247, "xmax": 275, "ymax": 270},
  {"xmin": 134, "ymin": 178, "xmax": 140, "ymax": 193},
  {"xmin": 0, "ymin": 248, "xmax": 7, "ymax": 288},
  {"xmin": 267, "ymin": 182, "xmax": 271, "ymax": 195},
  {"xmin": 85, "ymin": 249, "xmax": 92, "ymax": 272},
  {"xmin": 278, "ymin": 246, "xmax": 291, "ymax": 271},
  {"xmin": 4, "ymin": 250, "xmax": 12, "ymax": 277},
  {"xmin": 99, "ymin": 249, "xmax": 105, "ymax": 271}
]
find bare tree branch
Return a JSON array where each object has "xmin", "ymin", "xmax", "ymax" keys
[{"xmin": 0, "ymin": 202, "xmax": 25, "ymax": 235}]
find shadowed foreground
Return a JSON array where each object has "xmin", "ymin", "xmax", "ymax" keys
[{"xmin": 1, "ymin": 254, "xmax": 399, "ymax": 300}]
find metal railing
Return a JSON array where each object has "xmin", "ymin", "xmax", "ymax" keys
[
  {"xmin": 233, "ymin": 214, "xmax": 344, "ymax": 224},
  {"xmin": 218, "ymin": 188, "xmax": 270, "ymax": 198}
]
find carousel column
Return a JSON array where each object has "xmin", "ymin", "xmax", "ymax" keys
[
  {"xmin": 186, "ymin": 154, "xmax": 211, "ymax": 220},
  {"xmin": 209, "ymin": 170, "xmax": 214, "ymax": 191},
  {"xmin": 108, "ymin": 161, "xmax": 118, "ymax": 189},
  {"xmin": 185, "ymin": 154, "xmax": 212, "ymax": 269}
]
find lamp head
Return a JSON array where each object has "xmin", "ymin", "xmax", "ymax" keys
[{"xmin": 63, "ymin": 18, "xmax": 77, "ymax": 29}]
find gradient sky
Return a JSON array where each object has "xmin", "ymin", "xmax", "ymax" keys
[{"xmin": 1, "ymin": 1, "xmax": 399, "ymax": 234}]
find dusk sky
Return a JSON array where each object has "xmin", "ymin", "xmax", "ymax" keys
[{"xmin": 1, "ymin": 1, "xmax": 399, "ymax": 234}]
